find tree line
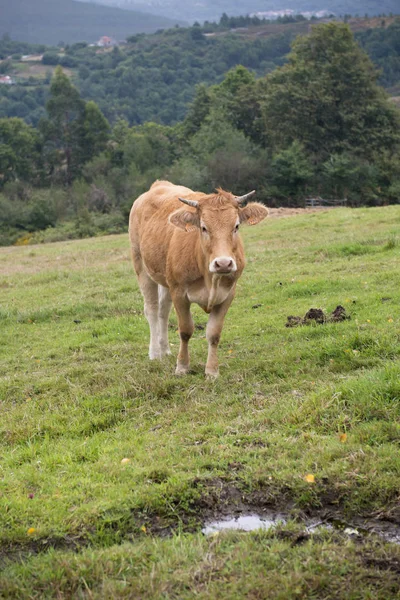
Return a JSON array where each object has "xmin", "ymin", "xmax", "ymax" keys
[{"xmin": 0, "ymin": 23, "xmax": 399, "ymax": 246}]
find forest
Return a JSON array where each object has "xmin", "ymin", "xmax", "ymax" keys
[
  {"xmin": 0, "ymin": 22, "xmax": 399, "ymax": 246},
  {"xmin": 1, "ymin": 17, "xmax": 400, "ymax": 127}
]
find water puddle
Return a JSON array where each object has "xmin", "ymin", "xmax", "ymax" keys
[
  {"xmin": 203, "ymin": 513, "xmax": 287, "ymax": 535},
  {"xmin": 202, "ymin": 512, "xmax": 400, "ymax": 545}
]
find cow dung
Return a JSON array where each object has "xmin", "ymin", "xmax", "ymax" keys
[{"xmin": 286, "ymin": 305, "xmax": 350, "ymax": 328}]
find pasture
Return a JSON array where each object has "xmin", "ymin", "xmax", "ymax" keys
[{"xmin": 1, "ymin": 206, "xmax": 400, "ymax": 598}]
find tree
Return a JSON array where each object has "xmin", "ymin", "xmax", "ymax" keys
[
  {"xmin": 212, "ymin": 66, "xmax": 264, "ymax": 145},
  {"xmin": 42, "ymin": 67, "xmax": 109, "ymax": 185},
  {"xmin": 270, "ymin": 141, "xmax": 314, "ymax": 200},
  {"xmin": 0, "ymin": 117, "xmax": 41, "ymax": 187},
  {"xmin": 81, "ymin": 101, "xmax": 110, "ymax": 165},
  {"xmin": 260, "ymin": 23, "xmax": 400, "ymax": 161},
  {"xmin": 181, "ymin": 84, "xmax": 212, "ymax": 138},
  {"xmin": 43, "ymin": 66, "xmax": 85, "ymax": 184}
]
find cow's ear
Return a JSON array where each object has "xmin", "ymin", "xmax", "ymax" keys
[
  {"xmin": 239, "ymin": 203, "xmax": 269, "ymax": 226},
  {"xmin": 169, "ymin": 208, "xmax": 200, "ymax": 232}
]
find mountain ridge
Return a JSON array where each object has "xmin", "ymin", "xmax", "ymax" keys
[
  {"xmin": 0, "ymin": 0, "xmax": 186, "ymax": 45},
  {"xmin": 75, "ymin": 0, "xmax": 400, "ymax": 23}
]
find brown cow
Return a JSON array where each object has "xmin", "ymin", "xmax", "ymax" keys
[{"xmin": 129, "ymin": 181, "xmax": 268, "ymax": 377}]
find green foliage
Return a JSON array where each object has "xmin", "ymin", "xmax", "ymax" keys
[
  {"xmin": 42, "ymin": 52, "xmax": 60, "ymax": 66},
  {"xmin": 0, "ymin": 117, "xmax": 41, "ymax": 186},
  {"xmin": 42, "ymin": 66, "xmax": 86, "ymax": 184},
  {"xmin": 0, "ymin": 37, "xmax": 47, "ymax": 60},
  {"xmin": 270, "ymin": 141, "xmax": 314, "ymax": 199},
  {"xmin": 81, "ymin": 101, "xmax": 110, "ymax": 165},
  {"xmin": 0, "ymin": 59, "xmax": 12, "ymax": 74},
  {"xmin": 260, "ymin": 23, "xmax": 400, "ymax": 159},
  {"xmin": 0, "ymin": 23, "xmax": 399, "ymax": 243},
  {"xmin": 356, "ymin": 18, "xmax": 400, "ymax": 90},
  {"xmin": 40, "ymin": 68, "xmax": 110, "ymax": 186},
  {"xmin": 1, "ymin": 18, "xmax": 400, "ymax": 130}
]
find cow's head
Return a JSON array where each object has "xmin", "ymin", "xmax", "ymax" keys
[{"xmin": 169, "ymin": 188, "xmax": 268, "ymax": 275}]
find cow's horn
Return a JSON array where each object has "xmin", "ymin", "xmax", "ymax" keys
[
  {"xmin": 179, "ymin": 197, "xmax": 199, "ymax": 208},
  {"xmin": 235, "ymin": 190, "xmax": 256, "ymax": 205}
]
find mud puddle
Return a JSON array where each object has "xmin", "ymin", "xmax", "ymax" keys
[{"xmin": 202, "ymin": 511, "xmax": 400, "ymax": 545}]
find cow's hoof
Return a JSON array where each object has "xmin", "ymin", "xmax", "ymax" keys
[
  {"xmin": 160, "ymin": 348, "xmax": 172, "ymax": 357},
  {"xmin": 175, "ymin": 364, "xmax": 190, "ymax": 375},
  {"xmin": 205, "ymin": 370, "xmax": 219, "ymax": 379}
]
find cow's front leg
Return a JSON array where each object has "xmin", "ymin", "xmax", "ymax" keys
[
  {"xmin": 172, "ymin": 294, "xmax": 194, "ymax": 375},
  {"xmin": 205, "ymin": 293, "xmax": 234, "ymax": 378}
]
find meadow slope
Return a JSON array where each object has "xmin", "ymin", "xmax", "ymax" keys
[{"xmin": 1, "ymin": 206, "xmax": 400, "ymax": 598}]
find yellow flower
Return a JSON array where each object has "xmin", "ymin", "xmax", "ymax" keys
[
  {"xmin": 121, "ymin": 458, "xmax": 131, "ymax": 465},
  {"xmin": 304, "ymin": 474, "xmax": 315, "ymax": 483},
  {"xmin": 339, "ymin": 433, "xmax": 347, "ymax": 443},
  {"xmin": 27, "ymin": 528, "xmax": 36, "ymax": 535}
]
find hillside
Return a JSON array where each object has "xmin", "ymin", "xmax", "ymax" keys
[
  {"xmin": 0, "ymin": 0, "xmax": 185, "ymax": 45},
  {"xmin": 1, "ymin": 16, "xmax": 399, "ymax": 128},
  {"xmin": 78, "ymin": 0, "xmax": 400, "ymax": 23}
]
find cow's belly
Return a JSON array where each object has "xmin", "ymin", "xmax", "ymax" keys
[{"xmin": 187, "ymin": 279, "xmax": 233, "ymax": 311}]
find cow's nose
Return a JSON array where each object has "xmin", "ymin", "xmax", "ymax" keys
[
  {"xmin": 215, "ymin": 258, "xmax": 233, "ymax": 271},
  {"xmin": 210, "ymin": 257, "xmax": 237, "ymax": 273}
]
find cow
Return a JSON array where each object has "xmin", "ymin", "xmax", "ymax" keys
[{"xmin": 129, "ymin": 181, "xmax": 268, "ymax": 378}]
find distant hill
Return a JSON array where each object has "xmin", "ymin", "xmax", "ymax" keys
[
  {"xmin": 77, "ymin": 0, "xmax": 400, "ymax": 23},
  {"xmin": 0, "ymin": 0, "xmax": 185, "ymax": 45}
]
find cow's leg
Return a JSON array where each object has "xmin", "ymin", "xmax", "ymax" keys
[
  {"xmin": 133, "ymin": 257, "xmax": 160, "ymax": 359},
  {"xmin": 172, "ymin": 294, "xmax": 194, "ymax": 375},
  {"xmin": 141, "ymin": 275, "xmax": 161, "ymax": 359},
  {"xmin": 158, "ymin": 285, "xmax": 172, "ymax": 357},
  {"xmin": 205, "ymin": 293, "xmax": 234, "ymax": 378}
]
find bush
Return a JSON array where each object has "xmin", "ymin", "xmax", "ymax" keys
[
  {"xmin": 27, "ymin": 193, "xmax": 58, "ymax": 230},
  {"xmin": 42, "ymin": 52, "xmax": 59, "ymax": 66}
]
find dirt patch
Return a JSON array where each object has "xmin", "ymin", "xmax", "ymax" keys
[
  {"xmin": 268, "ymin": 207, "xmax": 332, "ymax": 219},
  {"xmin": 195, "ymin": 479, "xmax": 400, "ymax": 545},
  {"xmin": 286, "ymin": 305, "xmax": 350, "ymax": 327},
  {"xmin": 0, "ymin": 534, "xmax": 89, "ymax": 568},
  {"xmin": 362, "ymin": 555, "xmax": 400, "ymax": 574},
  {"xmin": 2, "ymin": 479, "xmax": 400, "ymax": 565}
]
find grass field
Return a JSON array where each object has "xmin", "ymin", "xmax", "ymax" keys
[{"xmin": 1, "ymin": 206, "xmax": 400, "ymax": 598}]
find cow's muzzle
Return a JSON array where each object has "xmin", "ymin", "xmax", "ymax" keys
[{"xmin": 209, "ymin": 257, "xmax": 237, "ymax": 274}]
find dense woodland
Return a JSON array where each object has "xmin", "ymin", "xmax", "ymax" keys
[
  {"xmin": 0, "ymin": 22, "xmax": 399, "ymax": 245},
  {"xmin": 1, "ymin": 17, "xmax": 400, "ymax": 128}
]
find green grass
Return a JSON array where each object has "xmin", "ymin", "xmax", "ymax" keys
[{"xmin": 1, "ymin": 206, "xmax": 400, "ymax": 598}]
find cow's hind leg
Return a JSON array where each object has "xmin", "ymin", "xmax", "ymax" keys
[
  {"xmin": 133, "ymin": 252, "xmax": 161, "ymax": 360},
  {"xmin": 158, "ymin": 285, "xmax": 172, "ymax": 357},
  {"xmin": 141, "ymin": 274, "xmax": 161, "ymax": 359}
]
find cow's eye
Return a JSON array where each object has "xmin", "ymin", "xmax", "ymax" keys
[
  {"xmin": 234, "ymin": 224, "xmax": 239, "ymax": 232},
  {"xmin": 201, "ymin": 225, "xmax": 207, "ymax": 233}
]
